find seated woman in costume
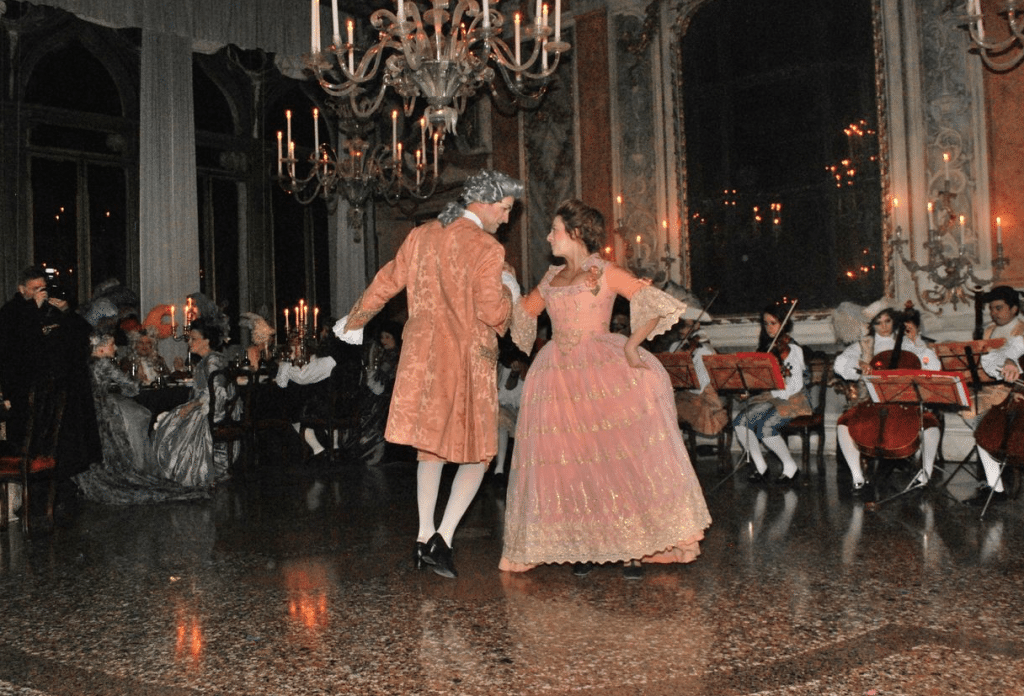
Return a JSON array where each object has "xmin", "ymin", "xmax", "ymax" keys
[
  {"xmin": 833, "ymin": 306, "xmax": 940, "ymax": 493},
  {"xmin": 151, "ymin": 317, "xmax": 234, "ymax": 487},
  {"xmin": 121, "ymin": 327, "xmax": 169, "ymax": 386},
  {"xmin": 669, "ymin": 318, "xmax": 729, "ymax": 440},
  {"xmin": 74, "ymin": 334, "xmax": 206, "ymax": 504},
  {"xmin": 733, "ymin": 303, "xmax": 810, "ymax": 485}
]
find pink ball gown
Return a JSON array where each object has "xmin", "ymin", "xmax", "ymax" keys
[{"xmin": 500, "ymin": 255, "xmax": 712, "ymax": 571}]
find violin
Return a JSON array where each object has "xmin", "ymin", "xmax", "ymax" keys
[{"xmin": 771, "ymin": 334, "xmax": 793, "ymax": 378}]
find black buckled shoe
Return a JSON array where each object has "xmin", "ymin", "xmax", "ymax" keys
[
  {"xmin": 747, "ymin": 468, "xmax": 770, "ymax": 483},
  {"xmin": 415, "ymin": 541, "xmax": 434, "ymax": 570},
  {"xmin": 427, "ymin": 533, "xmax": 457, "ymax": 578}
]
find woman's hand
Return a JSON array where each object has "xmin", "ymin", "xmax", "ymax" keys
[
  {"xmin": 1002, "ymin": 360, "xmax": 1021, "ymax": 384},
  {"xmin": 179, "ymin": 401, "xmax": 197, "ymax": 418},
  {"xmin": 624, "ymin": 344, "xmax": 647, "ymax": 369},
  {"xmin": 858, "ymin": 360, "xmax": 872, "ymax": 376}
]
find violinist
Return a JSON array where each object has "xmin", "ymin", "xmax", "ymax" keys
[
  {"xmin": 670, "ymin": 318, "xmax": 729, "ymax": 438},
  {"xmin": 734, "ymin": 303, "xmax": 810, "ymax": 485},
  {"xmin": 969, "ymin": 335, "xmax": 1024, "ymax": 505},
  {"xmin": 833, "ymin": 306, "xmax": 941, "ymax": 494}
]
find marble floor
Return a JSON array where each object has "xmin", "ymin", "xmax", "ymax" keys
[{"xmin": 0, "ymin": 447, "xmax": 1022, "ymax": 696}]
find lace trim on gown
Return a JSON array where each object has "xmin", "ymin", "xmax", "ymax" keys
[
  {"xmin": 630, "ymin": 285, "xmax": 688, "ymax": 340},
  {"xmin": 510, "ymin": 299, "xmax": 537, "ymax": 355}
]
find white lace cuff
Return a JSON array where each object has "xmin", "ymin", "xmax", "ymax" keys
[{"xmin": 333, "ymin": 314, "xmax": 364, "ymax": 345}]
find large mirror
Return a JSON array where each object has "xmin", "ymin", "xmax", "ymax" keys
[{"xmin": 680, "ymin": 0, "xmax": 882, "ymax": 314}]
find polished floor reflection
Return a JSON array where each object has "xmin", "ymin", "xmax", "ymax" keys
[{"xmin": 0, "ymin": 449, "xmax": 1022, "ymax": 695}]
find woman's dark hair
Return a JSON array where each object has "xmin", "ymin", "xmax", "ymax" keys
[
  {"xmin": 868, "ymin": 308, "xmax": 901, "ymax": 337},
  {"xmin": 554, "ymin": 199, "xmax": 605, "ymax": 254},
  {"xmin": 378, "ymin": 319, "xmax": 403, "ymax": 348},
  {"xmin": 902, "ymin": 305, "xmax": 922, "ymax": 329},
  {"xmin": 190, "ymin": 316, "xmax": 224, "ymax": 350},
  {"xmin": 756, "ymin": 303, "xmax": 795, "ymax": 352}
]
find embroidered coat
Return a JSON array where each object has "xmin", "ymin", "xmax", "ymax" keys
[{"xmin": 346, "ymin": 216, "xmax": 512, "ymax": 463}]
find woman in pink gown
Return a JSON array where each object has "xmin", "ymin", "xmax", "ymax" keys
[{"xmin": 500, "ymin": 199, "xmax": 712, "ymax": 578}]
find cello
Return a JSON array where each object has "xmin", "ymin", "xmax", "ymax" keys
[
  {"xmin": 845, "ymin": 323, "xmax": 927, "ymax": 460},
  {"xmin": 973, "ymin": 379, "xmax": 1024, "ymax": 467}
]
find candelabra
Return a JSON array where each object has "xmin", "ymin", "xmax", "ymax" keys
[
  {"xmin": 889, "ymin": 191, "xmax": 1010, "ymax": 311},
  {"xmin": 962, "ymin": 0, "xmax": 1024, "ymax": 71},
  {"xmin": 169, "ymin": 300, "xmax": 197, "ymax": 373},
  {"xmin": 307, "ymin": 0, "xmax": 570, "ymax": 136}
]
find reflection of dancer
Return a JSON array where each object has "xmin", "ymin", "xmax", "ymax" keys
[
  {"xmin": 500, "ymin": 199, "xmax": 711, "ymax": 579},
  {"xmin": 335, "ymin": 170, "xmax": 523, "ymax": 579}
]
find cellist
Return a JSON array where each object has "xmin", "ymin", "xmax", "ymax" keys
[
  {"xmin": 971, "ymin": 334, "xmax": 1024, "ymax": 505},
  {"xmin": 833, "ymin": 306, "xmax": 941, "ymax": 495}
]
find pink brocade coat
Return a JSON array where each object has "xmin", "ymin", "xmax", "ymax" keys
[{"xmin": 345, "ymin": 216, "xmax": 512, "ymax": 463}]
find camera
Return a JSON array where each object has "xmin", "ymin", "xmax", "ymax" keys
[{"xmin": 44, "ymin": 268, "xmax": 66, "ymax": 300}]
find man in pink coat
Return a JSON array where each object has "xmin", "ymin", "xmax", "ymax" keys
[{"xmin": 336, "ymin": 170, "xmax": 524, "ymax": 578}]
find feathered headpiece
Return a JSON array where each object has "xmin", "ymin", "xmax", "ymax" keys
[
  {"xmin": 239, "ymin": 312, "xmax": 275, "ymax": 346},
  {"xmin": 188, "ymin": 292, "xmax": 231, "ymax": 344}
]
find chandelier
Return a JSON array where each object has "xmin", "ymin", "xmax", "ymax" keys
[
  {"xmin": 962, "ymin": 0, "xmax": 1024, "ymax": 70},
  {"xmin": 276, "ymin": 101, "xmax": 442, "ymax": 211},
  {"xmin": 309, "ymin": 0, "xmax": 570, "ymax": 136}
]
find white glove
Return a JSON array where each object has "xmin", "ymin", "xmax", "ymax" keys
[
  {"xmin": 333, "ymin": 314, "xmax": 364, "ymax": 345},
  {"xmin": 501, "ymin": 270, "xmax": 521, "ymax": 302},
  {"xmin": 275, "ymin": 363, "xmax": 293, "ymax": 389}
]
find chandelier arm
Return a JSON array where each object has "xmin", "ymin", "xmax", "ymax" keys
[{"xmin": 349, "ymin": 83, "xmax": 390, "ymax": 119}]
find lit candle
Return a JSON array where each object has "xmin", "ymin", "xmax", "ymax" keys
[
  {"xmin": 331, "ymin": 0, "xmax": 341, "ymax": 45},
  {"xmin": 286, "ymin": 110, "xmax": 292, "ymax": 150},
  {"xmin": 615, "ymin": 194, "xmax": 623, "ymax": 223},
  {"xmin": 514, "ymin": 13, "xmax": 521, "ymax": 65},
  {"xmin": 314, "ymin": 307, "xmax": 320, "ymax": 334},
  {"xmin": 396, "ymin": 142, "xmax": 403, "ymax": 169},
  {"xmin": 288, "ymin": 140, "xmax": 295, "ymax": 176},
  {"xmin": 170, "ymin": 305, "xmax": 177, "ymax": 331},
  {"xmin": 554, "ymin": 0, "xmax": 561, "ymax": 41},
  {"xmin": 943, "ymin": 152, "xmax": 950, "ymax": 188},
  {"xmin": 433, "ymin": 132, "xmax": 440, "ymax": 176},
  {"xmin": 416, "ymin": 150, "xmax": 422, "ymax": 185},
  {"xmin": 927, "ymin": 201, "xmax": 934, "ymax": 231},
  {"xmin": 347, "ymin": 20, "xmax": 355, "ymax": 73},
  {"xmin": 542, "ymin": 3, "xmax": 548, "ymax": 29},
  {"xmin": 391, "ymin": 110, "xmax": 398, "ymax": 154},
  {"xmin": 420, "ymin": 117, "xmax": 426, "ymax": 156},
  {"xmin": 542, "ymin": 37, "xmax": 548, "ymax": 70},
  {"xmin": 284, "ymin": 308, "xmax": 290, "ymax": 333},
  {"xmin": 959, "ymin": 214, "xmax": 966, "ymax": 243},
  {"xmin": 997, "ymin": 216, "xmax": 1003, "ymax": 245},
  {"xmin": 313, "ymin": 108, "xmax": 319, "ymax": 149},
  {"xmin": 277, "ymin": 131, "xmax": 283, "ymax": 176},
  {"xmin": 483, "ymin": 0, "xmax": 490, "ymax": 30}
]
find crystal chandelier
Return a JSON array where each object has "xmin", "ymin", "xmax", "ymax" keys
[
  {"xmin": 308, "ymin": 0, "xmax": 570, "ymax": 136},
  {"xmin": 962, "ymin": 0, "xmax": 1024, "ymax": 70},
  {"xmin": 276, "ymin": 100, "xmax": 441, "ymax": 210}
]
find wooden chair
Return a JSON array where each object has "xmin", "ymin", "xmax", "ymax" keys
[
  {"xmin": 780, "ymin": 350, "xmax": 832, "ymax": 475},
  {"xmin": 207, "ymin": 367, "xmax": 249, "ymax": 473},
  {"xmin": 654, "ymin": 351, "xmax": 733, "ymax": 467},
  {"xmin": 0, "ymin": 383, "xmax": 67, "ymax": 533}
]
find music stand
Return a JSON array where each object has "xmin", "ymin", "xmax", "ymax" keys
[
  {"xmin": 653, "ymin": 352, "xmax": 700, "ymax": 391},
  {"xmin": 862, "ymin": 370, "xmax": 970, "ymax": 505},
  {"xmin": 702, "ymin": 353, "xmax": 786, "ymax": 492},
  {"xmin": 931, "ymin": 339, "xmax": 1005, "ymax": 486}
]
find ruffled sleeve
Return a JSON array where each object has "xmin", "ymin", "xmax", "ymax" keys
[
  {"xmin": 510, "ymin": 287, "xmax": 545, "ymax": 354},
  {"xmin": 628, "ymin": 285, "xmax": 688, "ymax": 342}
]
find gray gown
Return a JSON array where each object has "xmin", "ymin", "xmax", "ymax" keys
[
  {"xmin": 150, "ymin": 352, "xmax": 234, "ymax": 488},
  {"xmin": 74, "ymin": 358, "xmax": 208, "ymax": 504}
]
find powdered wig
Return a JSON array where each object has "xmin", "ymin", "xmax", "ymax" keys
[
  {"xmin": 438, "ymin": 170, "xmax": 524, "ymax": 226},
  {"xmin": 554, "ymin": 199, "xmax": 606, "ymax": 254},
  {"xmin": 89, "ymin": 333, "xmax": 115, "ymax": 350}
]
